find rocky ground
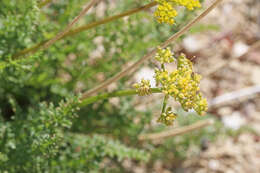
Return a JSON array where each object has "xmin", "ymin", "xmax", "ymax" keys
[
  {"xmin": 133, "ymin": 0, "xmax": 260, "ymax": 172},
  {"xmin": 180, "ymin": 0, "xmax": 260, "ymax": 172}
]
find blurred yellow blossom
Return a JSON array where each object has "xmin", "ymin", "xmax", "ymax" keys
[
  {"xmin": 154, "ymin": 0, "xmax": 201, "ymax": 24},
  {"xmin": 154, "ymin": 1, "xmax": 178, "ymax": 25}
]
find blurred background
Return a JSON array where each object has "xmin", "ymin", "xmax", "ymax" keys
[
  {"xmin": 133, "ymin": 0, "xmax": 260, "ymax": 172},
  {"xmin": 0, "ymin": 0, "xmax": 259, "ymax": 172}
]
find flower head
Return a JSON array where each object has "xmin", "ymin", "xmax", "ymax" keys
[
  {"xmin": 157, "ymin": 107, "xmax": 178, "ymax": 126},
  {"xmin": 133, "ymin": 79, "xmax": 152, "ymax": 96},
  {"xmin": 154, "ymin": 1, "xmax": 178, "ymax": 25},
  {"xmin": 155, "ymin": 47, "xmax": 175, "ymax": 64},
  {"xmin": 154, "ymin": 47, "xmax": 208, "ymax": 116},
  {"xmin": 135, "ymin": 47, "xmax": 207, "ymax": 126}
]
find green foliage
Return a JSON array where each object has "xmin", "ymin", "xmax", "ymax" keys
[
  {"xmin": 0, "ymin": 0, "xmax": 41, "ymax": 57},
  {"xmin": 62, "ymin": 134, "xmax": 149, "ymax": 170},
  {"xmin": 0, "ymin": 96, "xmax": 79, "ymax": 171}
]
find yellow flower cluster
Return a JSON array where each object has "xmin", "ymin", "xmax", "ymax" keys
[
  {"xmin": 133, "ymin": 47, "xmax": 207, "ymax": 126},
  {"xmin": 154, "ymin": 1, "xmax": 178, "ymax": 25},
  {"xmin": 155, "ymin": 47, "xmax": 175, "ymax": 64},
  {"xmin": 133, "ymin": 79, "xmax": 152, "ymax": 96},
  {"xmin": 155, "ymin": 49, "xmax": 208, "ymax": 117},
  {"xmin": 172, "ymin": 0, "xmax": 201, "ymax": 10},
  {"xmin": 154, "ymin": 0, "xmax": 201, "ymax": 24},
  {"xmin": 157, "ymin": 107, "xmax": 177, "ymax": 126}
]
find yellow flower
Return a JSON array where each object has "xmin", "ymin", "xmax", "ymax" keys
[
  {"xmin": 155, "ymin": 47, "xmax": 175, "ymax": 64},
  {"xmin": 154, "ymin": 47, "xmax": 208, "ymax": 117},
  {"xmin": 157, "ymin": 107, "xmax": 178, "ymax": 126},
  {"xmin": 138, "ymin": 47, "xmax": 207, "ymax": 125},
  {"xmin": 154, "ymin": 1, "xmax": 177, "ymax": 25}
]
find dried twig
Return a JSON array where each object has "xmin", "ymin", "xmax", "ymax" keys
[
  {"xmin": 13, "ymin": 0, "xmax": 100, "ymax": 58},
  {"xmin": 39, "ymin": 0, "xmax": 52, "ymax": 8},
  {"xmin": 43, "ymin": 0, "xmax": 100, "ymax": 50},
  {"xmin": 209, "ymin": 85, "xmax": 260, "ymax": 107},
  {"xmin": 81, "ymin": 0, "xmax": 223, "ymax": 99},
  {"xmin": 204, "ymin": 40, "xmax": 260, "ymax": 76},
  {"xmin": 138, "ymin": 119, "xmax": 214, "ymax": 141}
]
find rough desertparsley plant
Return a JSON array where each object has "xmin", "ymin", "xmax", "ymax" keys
[{"xmin": 0, "ymin": 0, "xmax": 223, "ymax": 171}]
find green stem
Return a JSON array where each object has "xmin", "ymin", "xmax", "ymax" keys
[
  {"xmin": 13, "ymin": 2, "xmax": 157, "ymax": 58},
  {"xmin": 80, "ymin": 88, "xmax": 161, "ymax": 107},
  {"xmin": 161, "ymin": 64, "xmax": 165, "ymax": 70},
  {"xmin": 161, "ymin": 95, "xmax": 169, "ymax": 113}
]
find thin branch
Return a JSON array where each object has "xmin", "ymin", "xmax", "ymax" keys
[
  {"xmin": 81, "ymin": 0, "xmax": 223, "ymax": 99},
  {"xmin": 138, "ymin": 119, "xmax": 214, "ymax": 141},
  {"xmin": 161, "ymin": 95, "xmax": 169, "ymax": 113},
  {"xmin": 204, "ymin": 40, "xmax": 260, "ymax": 76},
  {"xmin": 43, "ymin": 0, "xmax": 100, "ymax": 50},
  {"xmin": 39, "ymin": 0, "xmax": 52, "ymax": 8},
  {"xmin": 66, "ymin": 2, "xmax": 157, "ymax": 37},
  {"xmin": 209, "ymin": 85, "xmax": 260, "ymax": 107},
  {"xmin": 13, "ymin": 2, "xmax": 157, "ymax": 58},
  {"xmin": 13, "ymin": 0, "xmax": 99, "ymax": 58},
  {"xmin": 80, "ymin": 88, "xmax": 161, "ymax": 106}
]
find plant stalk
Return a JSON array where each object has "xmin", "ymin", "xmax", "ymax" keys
[
  {"xmin": 39, "ymin": 0, "xmax": 52, "ymax": 8},
  {"xmin": 43, "ymin": 0, "xmax": 100, "ymax": 49},
  {"xmin": 80, "ymin": 88, "xmax": 161, "ymax": 106},
  {"xmin": 138, "ymin": 119, "xmax": 214, "ymax": 141},
  {"xmin": 161, "ymin": 95, "xmax": 169, "ymax": 113}
]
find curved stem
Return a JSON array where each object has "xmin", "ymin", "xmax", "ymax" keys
[
  {"xmin": 13, "ymin": 1, "xmax": 157, "ymax": 58},
  {"xmin": 39, "ymin": 0, "xmax": 52, "ymax": 8},
  {"xmin": 66, "ymin": 1, "xmax": 157, "ymax": 38},
  {"xmin": 43, "ymin": 0, "xmax": 100, "ymax": 49},
  {"xmin": 81, "ymin": 0, "xmax": 223, "ymax": 99},
  {"xmin": 161, "ymin": 95, "xmax": 169, "ymax": 114},
  {"xmin": 138, "ymin": 119, "xmax": 214, "ymax": 141},
  {"xmin": 80, "ymin": 88, "xmax": 161, "ymax": 107}
]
